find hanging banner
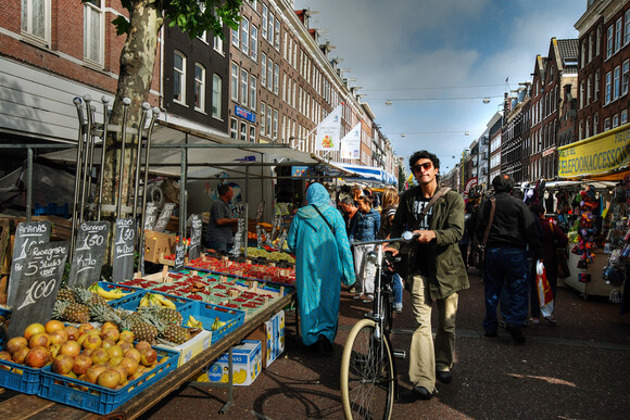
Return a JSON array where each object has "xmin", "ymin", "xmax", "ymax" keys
[
  {"xmin": 315, "ymin": 105, "xmax": 342, "ymax": 152},
  {"xmin": 340, "ymin": 122, "xmax": 362, "ymax": 159},
  {"xmin": 558, "ymin": 123, "xmax": 630, "ymax": 179}
]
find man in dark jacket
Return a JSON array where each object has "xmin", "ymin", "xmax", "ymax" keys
[
  {"xmin": 475, "ymin": 174, "xmax": 542, "ymax": 343},
  {"xmin": 388, "ymin": 150, "xmax": 469, "ymax": 401}
]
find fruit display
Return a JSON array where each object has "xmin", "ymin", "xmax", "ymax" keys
[
  {"xmin": 52, "ymin": 285, "xmax": 135, "ymax": 324},
  {"xmin": 186, "ymin": 255, "xmax": 295, "ymax": 285},
  {"xmin": 245, "ymin": 248, "xmax": 295, "ymax": 265},
  {"xmin": 119, "ymin": 271, "xmax": 284, "ymax": 319}
]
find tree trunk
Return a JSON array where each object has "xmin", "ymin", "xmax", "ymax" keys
[{"xmin": 102, "ymin": 0, "xmax": 163, "ymax": 210}]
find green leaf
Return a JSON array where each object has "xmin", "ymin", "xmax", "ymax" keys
[{"xmin": 112, "ymin": 15, "xmax": 131, "ymax": 36}]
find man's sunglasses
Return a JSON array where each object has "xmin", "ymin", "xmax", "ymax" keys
[{"xmin": 411, "ymin": 162, "xmax": 433, "ymax": 172}]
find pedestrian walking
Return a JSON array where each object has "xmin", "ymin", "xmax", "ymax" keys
[
  {"xmin": 475, "ymin": 174, "xmax": 542, "ymax": 344},
  {"xmin": 349, "ymin": 194, "xmax": 381, "ymax": 303},
  {"xmin": 387, "ymin": 150, "xmax": 469, "ymax": 401},
  {"xmin": 528, "ymin": 203, "xmax": 568, "ymax": 325},
  {"xmin": 378, "ymin": 187, "xmax": 404, "ymax": 313},
  {"xmin": 287, "ymin": 183, "xmax": 356, "ymax": 354}
]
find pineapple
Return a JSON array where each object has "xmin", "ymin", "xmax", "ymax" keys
[
  {"xmin": 122, "ymin": 312, "xmax": 159, "ymax": 344},
  {"xmin": 53, "ymin": 300, "xmax": 90, "ymax": 324},
  {"xmin": 73, "ymin": 287, "xmax": 109, "ymax": 311},
  {"xmin": 56, "ymin": 288, "xmax": 77, "ymax": 303},
  {"xmin": 161, "ymin": 324, "xmax": 191, "ymax": 345},
  {"xmin": 139, "ymin": 306, "xmax": 190, "ymax": 345}
]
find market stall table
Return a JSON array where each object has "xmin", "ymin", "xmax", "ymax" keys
[{"xmin": 0, "ymin": 291, "xmax": 294, "ymax": 419}]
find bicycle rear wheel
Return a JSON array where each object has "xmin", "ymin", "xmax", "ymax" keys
[{"xmin": 340, "ymin": 318, "xmax": 395, "ymax": 420}]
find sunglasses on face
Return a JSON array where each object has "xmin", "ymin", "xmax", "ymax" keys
[{"xmin": 412, "ymin": 162, "xmax": 433, "ymax": 172}]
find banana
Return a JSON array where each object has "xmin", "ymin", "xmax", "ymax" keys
[
  {"xmin": 154, "ymin": 293, "xmax": 176, "ymax": 309},
  {"xmin": 187, "ymin": 315, "xmax": 203, "ymax": 329},
  {"xmin": 139, "ymin": 294, "xmax": 151, "ymax": 307},
  {"xmin": 211, "ymin": 316, "xmax": 226, "ymax": 331},
  {"xmin": 91, "ymin": 284, "xmax": 131, "ymax": 300},
  {"xmin": 146, "ymin": 293, "xmax": 160, "ymax": 306}
]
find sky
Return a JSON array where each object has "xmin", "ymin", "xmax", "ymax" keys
[{"xmin": 293, "ymin": 0, "xmax": 585, "ymax": 174}]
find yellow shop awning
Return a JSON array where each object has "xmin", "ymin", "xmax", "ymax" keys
[{"xmin": 558, "ymin": 123, "xmax": 630, "ymax": 181}]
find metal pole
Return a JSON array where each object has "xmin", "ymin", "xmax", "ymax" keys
[
  {"xmin": 84, "ymin": 103, "xmax": 98, "ymax": 218},
  {"xmin": 179, "ymin": 148, "xmax": 187, "ymax": 243},
  {"xmin": 97, "ymin": 96, "xmax": 111, "ymax": 221},
  {"xmin": 133, "ymin": 103, "xmax": 150, "ymax": 220},
  {"xmin": 79, "ymin": 95, "xmax": 94, "ymax": 224},
  {"xmin": 116, "ymin": 97, "xmax": 131, "ymax": 218},
  {"xmin": 26, "ymin": 147, "xmax": 33, "ymax": 222},
  {"xmin": 138, "ymin": 107, "xmax": 160, "ymax": 275},
  {"xmin": 70, "ymin": 97, "xmax": 86, "ymax": 257}
]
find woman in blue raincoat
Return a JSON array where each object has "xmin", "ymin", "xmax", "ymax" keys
[{"xmin": 287, "ymin": 183, "xmax": 356, "ymax": 352}]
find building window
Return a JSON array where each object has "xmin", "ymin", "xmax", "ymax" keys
[
  {"xmin": 267, "ymin": 58, "xmax": 273, "ymax": 90},
  {"xmin": 249, "ymin": 126, "xmax": 256, "ymax": 143},
  {"xmin": 231, "ymin": 26, "xmax": 239, "ymax": 48},
  {"xmin": 586, "ymin": 75, "xmax": 592, "ymax": 104},
  {"xmin": 580, "ymin": 80, "xmax": 585, "ymax": 109},
  {"xmin": 266, "ymin": 105, "xmax": 272, "ymax": 137},
  {"xmin": 604, "ymin": 117, "xmax": 611, "ymax": 131},
  {"xmin": 261, "ymin": 5, "xmax": 268, "ymax": 39},
  {"xmin": 230, "ymin": 62, "xmax": 239, "ymax": 101},
  {"xmin": 614, "ymin": 65, "xmax": 621, "ymax": 100},
  {"xmin": 194, "ymin": 63, "xmax": 205, "ymax": 111},
  {"xmin": 596, "ymin": 26, "xmax": 602, "ymax": 56},
  {"xmin": 607, "ymin": 25, "xmax": 614, "ymax": 59},
  {"xmin": 250, "ymin": 75, "xmax": 257, "ymax": 111},
  {"xmin": 250, "ymin": 25, "xmax": 258, "ymax": 61},
  {"xmin": 241, "ymin": 18, "xmax": 249, "ymax": 55},
  {"xmin": 268, "ymin": 13, "xmax": 274, "ymax": 46},
  {"xmin": 613, "ymin": 114, "xmax": 619, "ymax": 128},
  {"xmin": 585, "ymin": 118, "xmax": 590, "ymax": 138},
  {"xmin": 240, "ymin": 69, "xmax": 248, "ymax": 107},
  {"xmin": 240, "ymin": 122, "xmax": 247, "ymax": 141},
  {"xmin": 260, "ymin": 102, "xmax": 266, "ymax": 135},
  {"xmin": 230, "ymin": 118, "xmax": 238, "ymax": 139},
  {"xmin": 273, "ymin": 109, "xmax": 278, "ymax": 140},
  {"xmin": 274, "ymin": 18, "xmax": 280, "ymax": 50},
  {"xmin": 213, "ymin": 17, "xmax": 224, "ymax": 54},
  {"xmin": 605, "ymin": 71, "xmax": 612, "ymax": 104},
  {"xmin": 615, "ymin": 17, "xmax": 622, "ymax": 53},
  {"xmin": 626, "ymin": 10, "xmax": 630, "ymax": 46},
  {"xmin": 21, "ymin": 0, "xmax": 50, "ymax": 43},
  {"xmin": 589, "ymin": 33, "xmax": 594, "ymax": 63},
  {"xmin": 622, "ymin": 60, "xmax": 629, "ymax": 96},
  {"xmin": 261, "ymin": 54, "xmax": 267, "ymax": 88},
  {"xmin": 173, "ymin": 51, "xmax": 186, "ymax": 104},
  {"xmin": 622, "ymin": 109, "xmax": 628, "ymax": 125},
  {"xmin": 83, "ymin": 0, "xmax": 103, "ymax": 65},
  {"xmin": 212, "ymin": 74, "xmax": 222, "ymax": 119},
  {"xmin": 273, "ymin": 63, "xmax": 279, "ymax": 94},
  {"xmin": 595, "ymin": 69, "xmax": 601, "ymax": 101}
]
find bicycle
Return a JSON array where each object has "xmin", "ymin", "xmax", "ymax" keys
[{"xmin": 340, "ymin": 232, "xmax": 414, "ymax": 420}]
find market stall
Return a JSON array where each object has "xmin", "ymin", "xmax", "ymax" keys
[{"xmin": 557, "ymin": 123, "xmax": 630, "ymax": 302}]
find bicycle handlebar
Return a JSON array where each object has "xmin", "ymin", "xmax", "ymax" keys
[{"xmin": 351, "ymin": 231, "xmax": 416, "ymax": 247}]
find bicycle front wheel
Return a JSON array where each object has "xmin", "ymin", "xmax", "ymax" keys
[{"xmin": 340, "ymin": 318, "xmax": 395, "ymax": 420}]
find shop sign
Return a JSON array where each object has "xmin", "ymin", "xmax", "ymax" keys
[
  {"xmin": 542, "ymin": 147, "xmax": 556, "ymax": 157},
  {"xmin": 558, "ymin": 123, "xmax": 630, "ymax": 178},
  {"xmin": 67, "ymin": 221, "xmax": 110, "ymax": 288},
  {"xmin": 235, "ymin": 105, "xmax": 256, "ymax": 123},
  {"xmin": 464, "ymin": 177, "xmax": 478, "ymax": 194},
  {"xmin": 291, "ymin": 166, "xmax": 316, "ymax": 178},
  {"xmin": 112, "ymin": 217, "xmax": 136, "ymax": 283}
]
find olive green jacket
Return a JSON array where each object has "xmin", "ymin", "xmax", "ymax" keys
[{"xmin": 390, "ymin": 186, "xmax": 469, "ymax": 300}]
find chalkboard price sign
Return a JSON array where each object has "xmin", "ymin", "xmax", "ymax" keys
[
  {"xmin": 144, "ymin": 202, "xmax": 159, "ymax": 231},
  {"xmin": 112, "ymin": 217, "xmax": 136, "ymax": 283},
  {"xmin": 188, "ymin": 214, "xmax": 202, "ymax": 260},
  {"xmin": 67, "ymin": 221, "xmax": 110, "ymax": 288},
  {"xmin": 7, "ymin": 220, "xmax": 51, "ymax": 307},
  {"xmin": 153, "ymin": 203, "xmax": 176, "ymax": 233},
  {"xmin": 7, "ymin": 241, "xmax": 69, "ymax": 339},
  {"xmin": 174, "ymin": 243, "xmax": 186, "ymax": 271}
]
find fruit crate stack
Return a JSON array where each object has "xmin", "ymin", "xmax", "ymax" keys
[{"xmin": 186, "ymin": 254, "xmax": 296, "ymax": 286}]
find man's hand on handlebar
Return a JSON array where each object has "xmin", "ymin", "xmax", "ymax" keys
[
  {"xmin": 383, "ymin": 246, "xmax": 398, "ymax": 256},
  {"xmin": 412, "ymin": 229, "xmax": 436, "ymax": 243}
]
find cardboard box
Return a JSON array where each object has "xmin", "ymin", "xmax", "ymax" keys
[
  {"xmin": 153, "ymin": 329, "xmax": 212, "ymax": 367},
  {"xmin": 144, "ymin": 230, "xmax": 177, "ymax": 263},
  {"xmin": 245, "ymin": 310, "xmax": 285, "ymax": 368},
  {"xmin": 198, "ymin": 340, "xmax": 262, "ymax": 386}
]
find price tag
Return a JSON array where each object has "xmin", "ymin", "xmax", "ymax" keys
[
  {"xmin": 174, "ymin": 243, "xmax": 186, "ymax": 271},
  {"xmin": 153, "ymin": 203, "xmax": 176, "ymax": 232},
  {"xmin": 144, "ymin": 202, "xmax": 159, "ymax": 231},
  {"xmin": 188, "ymin": 214, "xmax": 202, "ymax": 260},
  {"xmin": 67, "ymin": 221, "xmax": 110, "ymax": 288},
  {"xmin": 112, "ymin": 217, "xmax": 136, "ymax": 283},
  {"xmin": 7, "ymin": 241, "xmax": 69, "ymax": 339},
  {"xmin": 7, "ymin": 221, "xmax": 51, "ymax": 307}
]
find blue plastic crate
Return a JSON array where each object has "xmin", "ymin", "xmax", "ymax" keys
[
  {"xmin": 38, "ymin": 346, "xmax": 178, "ymax": 415},
  {"xmin": 179, "ymin": 301, "xmax": 245, "ymax": 345},
  {"xmin": 108, "ymin": 289, "xmax": 191, "ymax": 313},
  {"xmin": 98, "ymin": 281, "xmax": 144, "ymax": 305},
  {"xmin": 0, "ymin": 358, "xmax": 43, "ymax": 394}
]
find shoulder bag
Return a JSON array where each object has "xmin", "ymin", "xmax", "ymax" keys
[{"xmin": 470, "ymin": 197, "xmax": 495, "ymax": 270}]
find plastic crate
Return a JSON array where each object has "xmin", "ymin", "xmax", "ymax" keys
[
  {"xmin": 38, "ymin": 347, "xmax": 178, "ymax": 415},
  {"xmin": 98, "ymin": 281, "xmax": 144, "ymax": 306},
  {"xmin": 0, "ymin": 358, "xmax": 43, "ymax": 394},
  {"xmin": 179, "ymin": 301, "xmax": 245, "ymax": 345},
  {"xmin": 108, "ymin": 289, "xmax": 191, "ymax": 313}
]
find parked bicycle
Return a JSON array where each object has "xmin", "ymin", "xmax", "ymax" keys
[{"xmin": 340, "ymin": 232, "xmax": 414, "ymax": 420}]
